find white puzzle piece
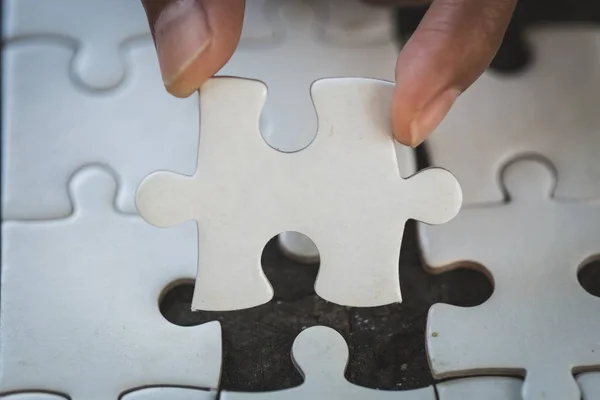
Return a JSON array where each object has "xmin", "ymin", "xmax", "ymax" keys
[
  {"xmin": 425, "ymin": 27, "xmax": 600, "ymax": 204},
  {"xmin": 225, "ymin": 0, "xmax": 412, "ymax": 263},
  {"xmin": 2, "ymin": 42, "xmax": 198, "ymax": 220},
  {"xmin": 419, "ymin": 158, "xmax": 600, "ymax": 400},
  {"xmin": 136, "ymin": 77, "xmax": 462, "ymax": 311},
  {"xmin": 2, "ymin": 0, "xmax": 150, "ymax": 89},
  {"xmin": 0, "ymin": 395, "xmax": 67, "ymax": 400},
  {"xmin": 122, "ymin": 387, "xmax": 217, "ymax": 400},
  {"xmin": 0, "ymin": 166, "xmax": 222, "ymax": 399},
  {"xmin": 577, "ymin": 372, "xmax": 600, "ymax": 400},
  {"xmin": 220, "ymin": 326, "xmax": 436, "ymax": 400},
  {"xmin": 436, "ymin": 377, "xmax": 523, "ymax": 400}
]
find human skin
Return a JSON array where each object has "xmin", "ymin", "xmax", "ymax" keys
[{"xmin": 141, "ymin": 0, "xmax": 517, "ymax": 147}]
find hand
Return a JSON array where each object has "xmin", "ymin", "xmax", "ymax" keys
[{"xmin": 141, "ymin": 0, "xmax": 516, "ymax": 147}]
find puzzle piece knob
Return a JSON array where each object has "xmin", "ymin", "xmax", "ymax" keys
[
  {"xmin": 291, "ymin": 326, "xmax": 348, "ymax": 385},
  {"xmin": 136, "ymin": 171, "xmax": 196, "ymax": 228},
  {"xmin": 74, "ymin": 44, "xmax": 125, "ymax": 90}
]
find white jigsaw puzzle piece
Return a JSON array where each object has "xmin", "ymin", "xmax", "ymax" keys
[
  {"xmin": 136, "ymin": 77, "xmax": 461, "ymax": 311},
  {"xmin": 425, "ymin": 27, "xmax": 600, "ymax": 204},
  {"xmin": 419, "ymin": 158, "xmax": 600, "ymax": 400},
  {"xmin": 577, "ymin": 372, "xmax": 600, "ymax": 400},
  {"xmin": 0, "ymin": 395, "xmax": 68, "ymax": 400},
  {"xmin": 2, "ymin": 0, "xmax": 150, "ymax": 89},
  {"xmin": 122, "ymin": 387, "xmax": 217, "ymax": 400},
  {"xmin": 0, "ymin": 166, "xmax": 222, "ymax": 400},
  {"xmin": 221, "ymin": 326, "xmax": 436, "ymax": 399},
  {"xmin": 2, "ymin": 42, "xmax": 198, "ymax": 220},
  {"xmin": 227, "ymin": 0, "xmax": 412, "ymax": 263},
  {"xmin": 436, "ymin": 377, "xmax": 523, "ymax": 400}
]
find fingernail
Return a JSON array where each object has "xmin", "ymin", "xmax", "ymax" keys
[
  {"xmin": 154, "ymin": 0, "xmax": 211, "ymax": 86},
  {"xmin": 408, "ymin": 88, "xmax": 460, "ymax": 147}
]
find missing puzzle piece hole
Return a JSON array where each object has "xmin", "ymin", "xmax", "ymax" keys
[
  {"xmin": 264, "ymin": 232, "xmax": 321, "ymax": 302},
  {"xmin": 159, "ymin": 279, "xmax": 214, "ymax": 327},
  {"xmin": 578, "ymin": 257, "xmax": 600, "ymax": 298},
  {"xmin": 416, "ymin": 258, "xmax": 494, "ymax": 308},
  {"xmin": 427, "ymin": 262, "xmax": 494, "ymax": 307}
]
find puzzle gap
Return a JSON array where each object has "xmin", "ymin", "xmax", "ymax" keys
[
  {"xmin": 401, "ymin": 222, "xmax": 494, "ymax": 309},
  {"xmin": 265, "ymin": 233, "xmax": 320, "ymax": 300},
  {"xmin": 157, "ymin": 237, "xmax": 327, "ymax": 391},
  {"xmin": 159, "ymin": 280, "xmax": 212, "ymax": 328},
  {"xmin": 161, "ymin": 229, "xmax": 489, "ymax": 392},
  {"xmin": 578, "ymin": 258, "xmax": 600, "ymax": 297},
  {"xmin": 342, "ymin": 220, "xmax": 493, "ymax": 392}
]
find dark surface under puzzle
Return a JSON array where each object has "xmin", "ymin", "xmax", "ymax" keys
[{"xmin": 161, "ymin": 220, "xmax": 492, "ymax": 391}]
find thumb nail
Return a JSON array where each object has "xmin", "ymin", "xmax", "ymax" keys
[
  {"xmin": 154, "ymin": 0, "xmax": 211, "ymax": 87},
  {"xmin": 408, "ymin": 88, "xmax": 460, "ymax": 147}
]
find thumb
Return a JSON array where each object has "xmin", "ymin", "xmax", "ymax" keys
[
  {"xmin": 392, "ymin": 0, "xmax": 516, "ymax": 147},
  {"xmin": 142, "ymin": 0, "xmax": 246, "ymax": 98}
]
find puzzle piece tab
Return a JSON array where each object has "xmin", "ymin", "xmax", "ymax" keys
[
  {"xmin": 2, "ymin": 42, "xmax": 198, "ymax": 220},
  {"xmin": 136, "ymin": 77, "xmax": 462, "ymax": 311},
  {"xmin": 2, "ymin": 0, "xmax": 150, "ymax": 89},
  {"xmin": 426, "ymin": 28, "xmax": 600, "ymax": 204},
  {"xmin": 420, "ymin": 158, "xmax": 600, "ymax": 400},
  {"xmin": 1, "ymin": 166, "xmax": 221, "ymax": 399},
  {"xmin": 220, "ymin": 326, "xmax": 436, "ymax": 399}
]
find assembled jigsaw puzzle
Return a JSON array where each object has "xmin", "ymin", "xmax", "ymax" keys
[
  {"xmin": 2, "ymin": 0, "xmax": 600, "ymax": 399},
  {"xmin": 425, "ymin": 27, "xmax": 600, "ymax": 204},
  {"xmin": 419, "ymin": 158, "xmax": 600, "ymax": 400},
  {"xmin": 2, "ymin": 0, "xmax": 150, "ymax": 89},
  {"xmin": 1, "ymin": 166, "xmax": 222, "ymax": 399},
  {"xmin": 2, "ymin": 42, "xmax": 198, "ymax": 219}
]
